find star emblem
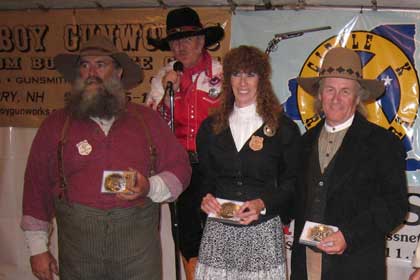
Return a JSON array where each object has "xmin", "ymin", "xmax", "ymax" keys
[{"xmin": 382, "ymin": 75, "xmax": 393, "ymax": 86}]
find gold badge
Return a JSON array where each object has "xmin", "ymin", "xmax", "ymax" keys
[
  {"xmin": 219, "ymin": 202, "xmax": 240, "ymax": 218},
  {"xmin": 101, "ymin": 171, "xmax": 136, "ymax": 193},
  {"xmin": 308, "ymin": 224, "xmax": 334, "ymax": 242},
  {"xmin": 263, "ymin": 125, "xmax": 275, "ymax": 137},
  {"xmin": 249, "ymin": 135, "xmax": 264, "ymax": 151},
  {"xmin": 76, "ymin": 140, "xmax": 92, "ymax": 156},
  {"xmin": 104, "ymin": 173, "xmax": 125, "ymax": 192}
]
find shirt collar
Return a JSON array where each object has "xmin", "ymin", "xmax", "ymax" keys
[
  {"xmin": 324, "ymin": 114, "xmax": 354, "ymax": 133},
  {"xmin": 232, "ymin": 102, "xmax": 258, "ymax": 119},
  {"xmin": 183, "ymin": 50, "xmax": 212, "ymax": 77}
]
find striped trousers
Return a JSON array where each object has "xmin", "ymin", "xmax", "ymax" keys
[{"xmin": 55, "ymin": 199, "xmax": 161, "ymax": 280}]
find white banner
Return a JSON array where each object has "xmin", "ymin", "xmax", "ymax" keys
[{"xmin": 231, "ymin": 9, "xmax": 420, "ymax": 278}]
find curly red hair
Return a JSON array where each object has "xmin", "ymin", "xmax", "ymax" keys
[{"xmin": 212, "ymin": 45, "xmax": 283, "ymax": 134}]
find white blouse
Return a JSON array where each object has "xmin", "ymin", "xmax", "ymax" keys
[{"xmin": 229, "ymin": 103, "xmax": 263, "ymax": 151}]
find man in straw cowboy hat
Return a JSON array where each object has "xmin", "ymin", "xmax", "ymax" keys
[
  {"xmin": 290, "ymin": 47, "xmax": 408, "ymax": 280},
  {"xmin": 146, "ymin": 7, "xmax": 225, "ymax": 278},
  {"xmin": 21, "ymin": 35, "xmax": 191, "ymax": 280}
]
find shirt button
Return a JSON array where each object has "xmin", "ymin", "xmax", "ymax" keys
[
  {"xmin": 236, "ymin": 191, "xmax": 242, "ymax": 196},
  {"xmin": 237, "ymin": 181, "xmax": 243, "ymax": 186},
  {"xmin": 318, "ymin": 181, "xmax": 324, "ymax": 187}
]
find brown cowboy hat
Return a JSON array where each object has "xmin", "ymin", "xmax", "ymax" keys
[
  {"xmin": 297, "ymin": 47, "xmax": 385, "ymax": 101},
  {"xmin": 54, "ymin": 35, "xmax": 143, "ymax": 90},
  {"xmin": 148, "ymin": 7, "xmax": 225, "ymax": 51}
]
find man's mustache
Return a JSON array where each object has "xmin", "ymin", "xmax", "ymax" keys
[{"xmin": 85, "ymin": 76, "xmax": 103, "ymax": 85}]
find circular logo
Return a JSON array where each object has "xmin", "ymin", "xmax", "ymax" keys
[{"xmin": 297, "ymin": 31, "xmax": 419, "ymax": 140}]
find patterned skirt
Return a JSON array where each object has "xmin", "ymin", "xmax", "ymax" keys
[{"xmin": 195, "ymin": 216, "xmax": 287, "ymax": 280}]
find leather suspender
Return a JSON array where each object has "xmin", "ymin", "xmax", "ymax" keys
[
  {"xmin": 57, "ymin": 116, "xmax": 71, "ymax": 203},
  {"xmin": 133, "ymin": 112, "xmax": 157, "ymax": 176}
]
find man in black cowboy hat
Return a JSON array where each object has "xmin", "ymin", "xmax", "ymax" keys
[
  {"xmin": 146, "ymin": 7, "xmax": 225, "ymax": 279},
  {"xmin": 21, "ymin": 35, "xmax": 191, "ymax": 280},
  {"xmin": 291, "ymin": 47, "xmax": 408, "ymax": 280}
]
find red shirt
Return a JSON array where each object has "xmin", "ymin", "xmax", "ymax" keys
[
  {"xmin": 159, "ymin": 52, "xmax": 222, "ymax": 151},
  {"xmin": 22, "ymin": 103, "xmax": 191, "ymax": 223}
]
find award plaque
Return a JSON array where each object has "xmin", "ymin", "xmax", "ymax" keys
[
  {"xmin": 208, "ymin": 198, "xmax": 243, "ymax": 225},
  {"xmin": 101, "ymin": 170, "xmax": 136, "ymax": 193},
  {"xmin": 299, "ymin": 221, "xmax": 339, "ymax": 246}
]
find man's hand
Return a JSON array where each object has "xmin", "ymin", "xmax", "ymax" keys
[
  {"xmin": 162, "ymin": 70, "xmax": 181, "ymax": 104},
  {"xmin": 236, "ymin": 199, "xmax": 265, "ymax": 225},
  {"xmin": 316, "ymin": 230, "xmax": 347, "ymax": 255},
  {"xmin": 145, "ymin": 97, "xmax": 159, "ymax": 110},
  {"xmin": 410, "ymin": 268, "xmax": 420, "ymax": 280},
  {"xmin": 117, "ymin": 170, "xmax": 150, "ymax": 201},
  {"xmin": 30, "ymin": 251, "xmax": 58, "ymax": 280},
  {"xmin": 201, "ymin": 193, "xmax": 221, "ymax": 215},
  {"xmin": 162, "ymin": 70, "xmax": 180, "ymax": 91}
]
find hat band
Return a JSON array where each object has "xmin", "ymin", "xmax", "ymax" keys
[
  {"xmin": 320, "ymin": 66, "xmax": 362, "ymax": 79},
  {"xmin": 80, "ymin": 46, "xmax": 114, "ymax": 56},
  {"xmin": 167, "ymin": 25, "xmax": 202, "ymax": 36}
]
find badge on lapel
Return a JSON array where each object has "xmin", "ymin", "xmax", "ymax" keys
[{"xmin": 249, "ymin": 135, "xmax": 264, "ymax": 151}]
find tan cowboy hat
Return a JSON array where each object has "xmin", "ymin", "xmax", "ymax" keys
[
  {"xmin": 297, "ymin": 47, "xmax": 385, "ymax": 101},
  {"xmin": 54, "ymin": 35, "xmax": 143, "ymax": 90},
  {"xmin": 147, "ymin": 7, "xmax": 225, "ymax": 51}
]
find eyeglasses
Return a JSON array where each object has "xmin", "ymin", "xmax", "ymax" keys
[{"xmin": 169, "ymin": 37, "xmax": 196, "ymax": 48}]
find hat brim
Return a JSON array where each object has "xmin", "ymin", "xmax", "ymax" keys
[
  {"xmin": 148, "ymin": 25, "xmax": 225, "ymax": 51},
  {"xmin": 297, "ymin": 76, "xmax": 385, "ymax": 102},
  {"xmin": 54, "ymin": 52, "xmax": 143, "ymax": 90}
]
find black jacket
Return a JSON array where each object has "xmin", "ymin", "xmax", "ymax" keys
[
  {"xmin": 291, "ymin": 113, "xmax": 408, "ymax": 280},
  {"xmin": 196, "ymin": 113, "xmax": 301, "ymax": 224}
]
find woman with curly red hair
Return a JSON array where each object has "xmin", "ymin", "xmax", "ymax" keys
[{"xmin": 195, "ymin": 45, "xmax": 301, "ymax": 279}]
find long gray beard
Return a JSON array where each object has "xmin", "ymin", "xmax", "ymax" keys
[{"xmin": 66, "ymin": 75, "xmax": 126, "ymax": 120}]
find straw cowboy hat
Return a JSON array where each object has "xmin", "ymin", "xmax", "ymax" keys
[
  {"xmin": 148, "ymin": 7, "xmax": 225, "ymax": 51},
  {"xmin": 297, "ymin": 47, "xmax": 385, "ymax": 101},
  {"xmin": 54, "ymin": 35, "xmax": 143, "ymax": 90}
]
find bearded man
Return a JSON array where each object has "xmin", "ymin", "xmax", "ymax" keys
[{"xmin": 21, "ymin": 35, "xmax": 191, "ymax": 280}]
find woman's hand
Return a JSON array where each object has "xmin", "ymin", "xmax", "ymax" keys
[
  {"xmin": 236, "ymin": 199, "xmax": 265, "ymax": 225},
  {"xmin": 201, "ymin": 193, "xmax": 221, "ymax": 215}
]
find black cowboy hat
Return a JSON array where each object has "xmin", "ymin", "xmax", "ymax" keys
[
  {"xmin": 148, "ymin": 7, "xmax": 225, "ymax": 51},
  {"xmin": 54, "ymin": 35, "xmax": 143, "ymax": 90}
]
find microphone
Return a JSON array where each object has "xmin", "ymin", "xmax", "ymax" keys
[
  {"xmin": 166, "ymin": 62, "xmax": 183, "ymax": 132},
  {"xmin": 165, "ymin": 61, "xmax": 184, "ymax": 93},
  {"xmin": 173, "ymin": 61, "xmax": 183, "ymax": 73}
]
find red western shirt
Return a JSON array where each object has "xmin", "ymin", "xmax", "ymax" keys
[
  {"xmin": 150, "ymin": 51, "xmax": 223, "ymax": 151},
  {"xmin": 22, "ymin": 103, "xmax": 191, "ymax": 226}
]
